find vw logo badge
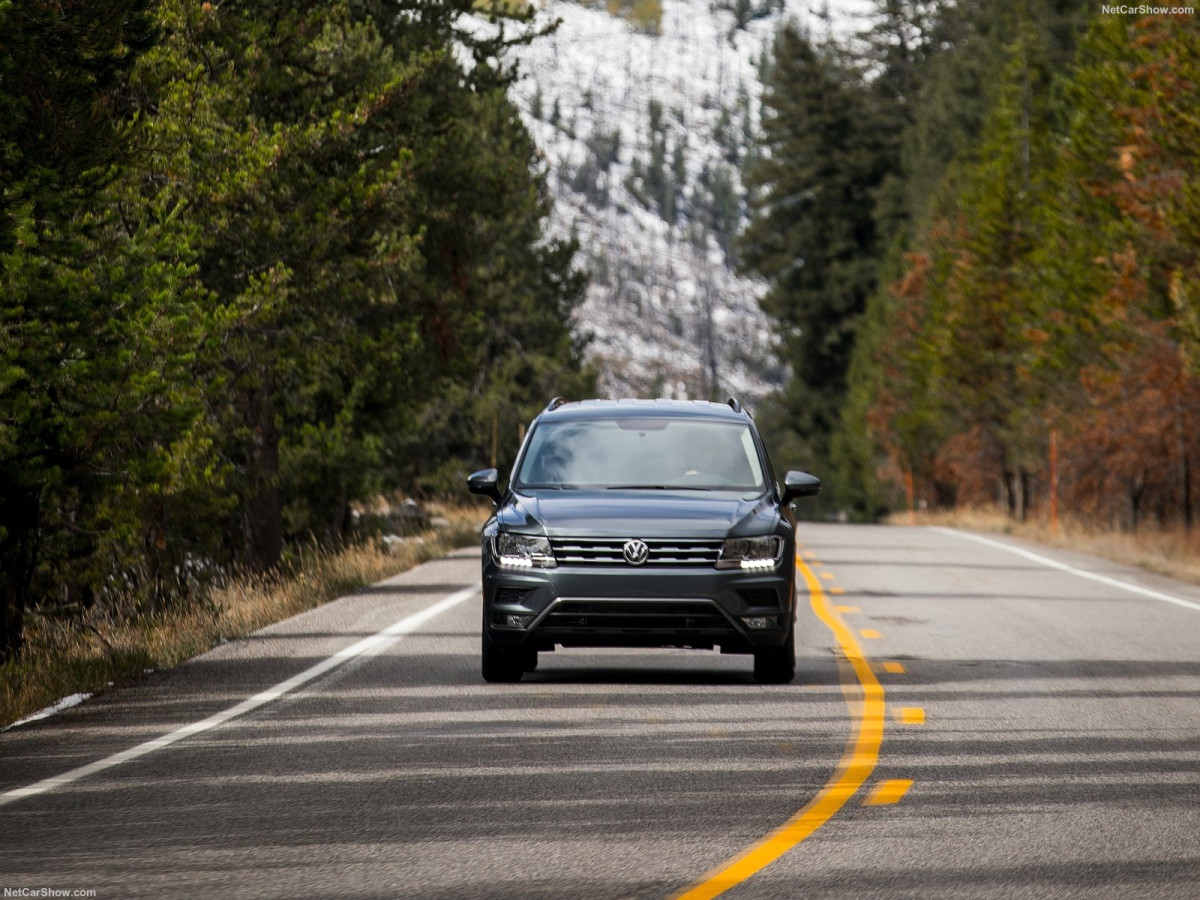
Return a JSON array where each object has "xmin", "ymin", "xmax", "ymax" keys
[{"xmin": 623, "ymin": 539, "xmax": 649, "ymax": 566}]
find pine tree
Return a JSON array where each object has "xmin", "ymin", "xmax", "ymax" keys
[
  {"xmin": 0, "ymin": 0, "xmax": 592, "ymax": 661},
  {"xmin": 0, "ymin": 0, "xmax": 163, "ymax": 661},
  {"xmin": 1024, "ymin": 12, "xmax": 1200, "ymax": 529},
  {"xmin": 739, "ymin": 25, "xmax": 889, "ymax": 507},
  {"xmin": 834, "ymin": 0, "xmax": 1092, "ymax": 517}
]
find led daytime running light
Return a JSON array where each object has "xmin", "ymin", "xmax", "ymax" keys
[
  {"xmin": 717, "ymin": 535, "xmax": 783, "ymax": 569},
  {"xmin": 493, "ymin": 533, "xmax": 557, "ymax": 569}
]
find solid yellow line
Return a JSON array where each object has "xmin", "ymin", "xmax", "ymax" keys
[
  {"xmin": 882, "ymin": 661, "xmax": 906, "ymax": 675},
  {"xmin": 669, "ymin": 556, "xmax": 886, "ymax": 900},
  {"xmin": 860, "ymin": 629, "xmax": 882, "ymax": 640},
  {"xmin": 894, "ymin": 707, "xmax": 925, "ymax": 725}
]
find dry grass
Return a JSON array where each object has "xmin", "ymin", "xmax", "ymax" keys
[
  {"xmin": 0, "ymin": 502, "xmax": 487, "ymax": 729},
  {"xmin": 892, "ymin": 505, "xmax": 1200, "ymax": 585}
]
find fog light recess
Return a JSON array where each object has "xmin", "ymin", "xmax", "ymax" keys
[
  {"xmin": 503, "ymin": 614, "xmax": 534, "ymax": 629},
  {"xmin": 740, "ymin": 615, "xmax": 775, "ymax": 631}
]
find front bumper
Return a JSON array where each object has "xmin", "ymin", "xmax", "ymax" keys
[{"xmin": 482, "ymin": 559, "xmax": 795, "ymax": 653}]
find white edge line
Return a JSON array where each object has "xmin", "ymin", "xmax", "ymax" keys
[
  {"xmin": 0, "ymin": 584, "xmax": 479, "ymax": 807},
  {"xmin": 3, "ymin": 692, "xmax": 94, "ymax": 732},
  {"xmin": 932, "ymin": 527, "xmax": 1200, "ymax": 614}
]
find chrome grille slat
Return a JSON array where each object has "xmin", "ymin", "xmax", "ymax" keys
[{"xmin": 550, "ymin": 537, "xmax": 722, "ymax": 566}]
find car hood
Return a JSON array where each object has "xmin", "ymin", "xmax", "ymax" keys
[{"xmin": 501, "ymin": 489, "xmax": 778, "ymax": 539}]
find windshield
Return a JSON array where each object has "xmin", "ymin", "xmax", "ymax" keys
[{"xmin": 514, "ymin": 418, "xmax": 767, "ymax": 491}]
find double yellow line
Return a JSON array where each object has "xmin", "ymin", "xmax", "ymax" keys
[{"xmin": 671, "ymin": 555, "xmax": 886, "ymax": 900}]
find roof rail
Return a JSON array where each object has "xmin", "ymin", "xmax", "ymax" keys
[
  {"xmin": 544, "ymin": 396, "xmax": 569, "ymax": 412},
  {"xmin": 726, "ymin": 397, "xmax": 742, "ymax": 413}
]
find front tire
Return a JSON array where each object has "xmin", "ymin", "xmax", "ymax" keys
[
  {"xmin": 753, "ymin": 625, "xmax": 795, "ymax": 684},
  {"xmin": 482, "ymin": 621, "xmax": 525, "ymax": 683}
]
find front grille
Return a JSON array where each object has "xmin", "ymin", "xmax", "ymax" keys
[
  {"xmin": 550, "ymin": 537, "xmax": 722, "ymax": 567},
  {"xmin": 541, "ymin": 600, "xmax": 731, "ymax": 633}
]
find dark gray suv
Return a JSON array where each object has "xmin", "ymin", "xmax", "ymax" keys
[{"xmin": 467, "ymin": 398, "xmax": 820, "ymax": 683}]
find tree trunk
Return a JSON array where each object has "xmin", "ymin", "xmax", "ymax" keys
[
  {"xmin": 1184, "ymin": 452, "xmax": 1193, "ymax": 534},
  {"xmin": 324, "ymin": 482, "xmax": 349, "ymax": 548},
  {"xmin": 0, "ymin": 484, "xmax": 41, "ymax": 663},
  {"xmin": 1175, "ymin": 388, "xmax": 1192, "ymax": 533},
  {"xmin": 1129, "ymin": 474, "xmax": 1145, "ymax": 532},
  {"xmin": 1016, "ymin": 469, "xmax": 1029, "ymax": 522},
  {"xmin": 1001, "ymin": 467, "xmax": 1017, "ymax": 519},
  {"xmin": 244, "ymin": 385, "xmax": 282, "ymax": 573}
]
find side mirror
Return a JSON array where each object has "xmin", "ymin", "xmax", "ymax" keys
[
  {"xmin": 782, "ymin": 470, "xmax": 821, "ymax": 504},
  {"xmin": 467, "ymin": 468, "xmax": 502, "ymax": 504}
]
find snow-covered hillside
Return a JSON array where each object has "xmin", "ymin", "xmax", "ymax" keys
[{"xmin": 496, "ymin": 0, "xmax": 824, "ymax": 405}]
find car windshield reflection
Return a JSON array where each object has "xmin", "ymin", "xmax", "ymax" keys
[{"xmin": 515, "ymin": 418, "xmax": 767, "ymax": 492}]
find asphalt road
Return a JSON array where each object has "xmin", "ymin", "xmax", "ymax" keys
[{"xmin": 2, "ymin": 524, "xmax": 1199, "ymax": 899}]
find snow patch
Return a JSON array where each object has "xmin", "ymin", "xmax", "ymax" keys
[
  {"xmin": 469, "ymin": 1, "xmax": 868, "ymax": 405},
  {"xmin": 472, "ymin": 1, "xmax": 820, "ymax": 405}
]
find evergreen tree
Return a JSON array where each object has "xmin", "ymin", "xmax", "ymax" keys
[
  {"xmin": 833, "ymin": 0, "xmax": 1091, "ymax": 516},
  {"xmin": 898, "ymin": 0, "xmax": 1090, "ymax": 232},
  {"xmin": 739, "ymin": 25, "xmax": 889, "ymax": 509},
  {"xmin": 0, "ymin": 0, "xmax": 163, "ymax": 660},
  {"xmin": 0, "ymin": 0, "xmax": 591, "ymax": 660},
  {"xmin": 1022, "ymin": 12, "xmax": 1200, "ymax": 528}
]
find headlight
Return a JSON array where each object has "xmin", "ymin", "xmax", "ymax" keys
[
  {"xmin": 717, "ymin": 536, "xmax": 783, "ymax": 570},
  {"xmin": 493, "ymin": 533, "xmax": 557, "ymax": 569}
]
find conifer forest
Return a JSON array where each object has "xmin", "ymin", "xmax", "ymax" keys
[
  {"xmin": 0, "ymin": 0, "xmax": 592, "ymax": 661},
  {"xmin": 3, "ymin": 0, "xmax": 1200, "ymax": 663},
  {"xmin": 742, "ymin": 2, "xmax": 1200, "ymax": 536}
]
